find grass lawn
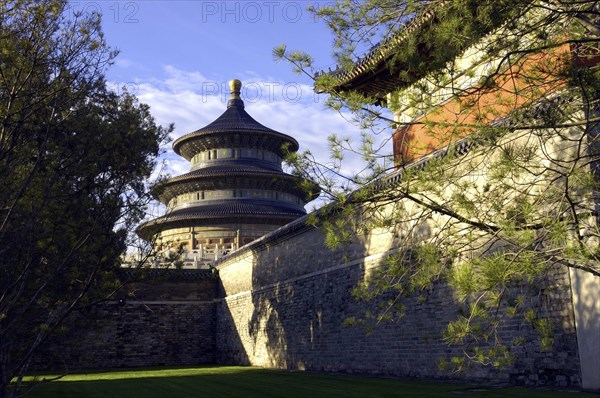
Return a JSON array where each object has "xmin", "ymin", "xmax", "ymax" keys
[{"xmin": 19, "ymin": 366, "xmax": 596, "ymax": 398}]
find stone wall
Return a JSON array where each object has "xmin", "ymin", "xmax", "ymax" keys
[
  {"xmin": 35, "ymin": 270, "xmax": 218, "ymax": 371},
  {"xmin": 215, "ymin": 220, "xmax": 583, "ymax": 387},
  {"xmin": 29, "ymin": 204, "xmax": 595, "ymax": 389}
]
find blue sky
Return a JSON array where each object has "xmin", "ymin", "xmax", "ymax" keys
[
  {"xmin": 95, "ymin": 1, "xmax": 339, "ymax": 82},
  {"xmin": 68, "ymin": 1, "xmax": 391, "ymax": 211}
]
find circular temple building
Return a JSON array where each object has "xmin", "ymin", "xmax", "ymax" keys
[{"xmin": 137, "ymin": 80, "xmax": 320, "ymax": 266}]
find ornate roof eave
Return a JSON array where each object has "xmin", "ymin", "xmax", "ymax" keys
[
  {"xmin": 319, "ymin": 1, "xmax": 559, "ymax": 102},
  {"xmin": 318, "ymin": 1, "xmax": 515, "ymax": 101},
  {"xmin": 152, "ymin": 168, "xmax": 320, "ymax": 204},
  {"xmin": 316, "ymin": 5, "xmax": 440, "ymax": 100}
]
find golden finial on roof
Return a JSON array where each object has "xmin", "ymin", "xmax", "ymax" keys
[{"xmin": 229, "ymin": 79, "xmax": 242, "ymax": 100}]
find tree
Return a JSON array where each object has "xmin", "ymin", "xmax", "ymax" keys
[
  {"xmin": 0, "ymin": 1, "xmax": 171, "ymax": 395},
  {"xmin": 276, "ymin": 0, "xmax": 599, "ymax": 371}
]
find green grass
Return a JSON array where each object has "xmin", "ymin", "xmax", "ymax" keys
[{"xmin": 18, "ymin": 366, "xmax": 595, "ymax": 398}]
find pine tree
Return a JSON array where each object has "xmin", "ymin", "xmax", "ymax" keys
[{"xmin": 276, "ymin": 0, "xmax": 599, "ymax": 370}]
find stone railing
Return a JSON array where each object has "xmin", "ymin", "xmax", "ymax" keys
[
  {"xmin": 167, "ymin": 243, "xmax": 237, "ymax": 269},
  {"xmin": 122, "ymin": 243, "xmax": 237, "ymax": 269}
]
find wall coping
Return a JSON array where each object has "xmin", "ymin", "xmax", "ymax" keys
[
  {"xmin": 117, "ymin": 267, "xmax": 217, "ymax": 281},
  {"xmin": 216, "ymin": 246, "xmax": 400, "ymax": 301}
]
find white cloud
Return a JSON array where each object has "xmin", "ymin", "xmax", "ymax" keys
[{"xmin": 113, "ymin": 58, "xmax": 150, "ymax": 72}]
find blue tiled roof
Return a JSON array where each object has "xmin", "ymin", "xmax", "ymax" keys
[{"xmin": 173, "ymin": 98, "xmax": 299, "ymax": 159}]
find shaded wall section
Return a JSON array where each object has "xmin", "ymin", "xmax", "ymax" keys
[
  {"xmin": 215, "ymin": 219, "xmax": 583, "ymax": 387},
  {"xmin": 569, "ymin": 268, "xmax": 600, "ymax": 390},
  {"xmin": 34, "ymin": 270, "xmax": 218, "ymax": 370}
]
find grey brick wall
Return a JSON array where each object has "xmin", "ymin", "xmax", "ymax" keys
[
  {"xmin": 34, "ymin": 272, "xmax": 218, "ymax": 371},
  {"xmin": 30, "ymin": 225, "xmax": 585, "ymax": 389}
]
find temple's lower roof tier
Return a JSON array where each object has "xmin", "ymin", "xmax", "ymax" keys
[
  {"xmin": 153, "ymin": 165, "xmax": 319, "ymax": 204},
  {"xmin": 136, "ymin": 201, "xmax": 305, "ymax": 240}
]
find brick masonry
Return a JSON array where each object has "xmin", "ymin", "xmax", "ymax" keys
[{"xmin": 35, "ymin": 270, "xmax": 218, "ymax": 371}]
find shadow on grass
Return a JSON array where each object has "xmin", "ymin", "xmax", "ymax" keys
[{"xmin": 21, "ymin": 367, "xmax": 595, "ymax": 398}]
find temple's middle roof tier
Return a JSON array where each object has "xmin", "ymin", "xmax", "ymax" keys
[
  {"xmin": 153, "ymin": 165, "xmax": 318, "ymax": 204},
  {"xmin": 173, "ymin": 100, "xmax": 299, "ymax": 160}
]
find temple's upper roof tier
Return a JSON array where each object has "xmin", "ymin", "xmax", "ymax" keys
[{"xmin": 173, "ymin": 81, "xmax": 299, "ymax": 160}]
